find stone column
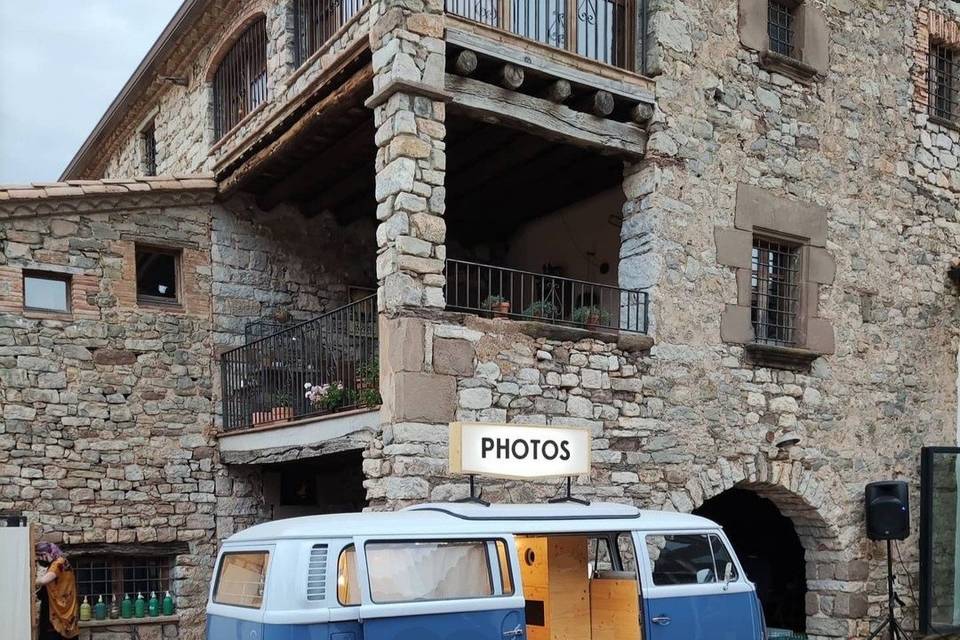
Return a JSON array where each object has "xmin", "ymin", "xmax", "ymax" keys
[{"xmin": 370, "ymin": 0, "xmax": 448, "ymax": 313}]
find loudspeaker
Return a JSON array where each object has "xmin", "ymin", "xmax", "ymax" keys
[{"xmin": 865, "ymin": 480, "xmax": 909, "ymax": 541}]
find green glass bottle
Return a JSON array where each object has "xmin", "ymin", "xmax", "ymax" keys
[
  {"xmin": 121, "ymin": 594, "xmax": 133, "ymax": 619},
  {"xmin": 148, "ymin": 591, "xmax": 159, "ymax": 617},
  {"xmin": 79, "ymin": 596, "xmax": 92, "ymax": 622},
  {"xmin": 161, "ymin": 591, "xmax": 175, "ymax": 616},
  {"xmin": 134, "ymin": 592, "xmax": 145, "ymax": 619},
  {"xmin": 93, "ymin": 595, "xmax": 107, "ymax": 620},
  {"xmin": 109, "ymin": 595, "xmax": 120, "ymax": 619}
]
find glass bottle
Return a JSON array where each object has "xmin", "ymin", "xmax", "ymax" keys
[
  {"xmin": 93, "ymin": 594, "xmax": 107, "ymax": 620},
  {"xmin": 134, "ymin": 592, "xmax": 145, "ymax": 619},
  {"xmin": 109, "ymin": 594, "xmax": 120, "ymax": 619},
  {"xmin": 121, "ymin": 594, "xmax": 133, "ymax": 619},
  {"xmin": 79, "ymin": 596, "xmax": 92, "ymax": 622},
  {"xmin": 161, "ymin": 591, "xmax": 175, "ymax": 616},
  {"xmin": 148, "ymin": 591, "xmax": 159, "ymax": 617}
]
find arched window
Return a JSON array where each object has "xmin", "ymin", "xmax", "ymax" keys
[{"xmin": 213, "ymin": 16, "xmax": 268, "ymax": 140}]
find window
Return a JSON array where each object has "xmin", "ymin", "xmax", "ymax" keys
[
  {"xmin": 294, "ymin": 0, "xmax": 365, "ymax": 67},
  {"xmin": 767, "ymin": 1, "xmax": 796, "ymax": 57},
  {"xmin": 645, "ymin": 534, "xmax": 738, "ymax": 586},
  {"xmin": 136, "ymin": 246, "xmax": 180, "ymax": 305},
  {"xmin": 930, "ymin": 42, "xmax": 959, "ymax": 123},
  {"xmin": 213, "ymin": 17, "xmax": 268, "ymax": 140},
  {"xmin": 751, "ymin": 236, "xmax": 801, "ymax": 347},
  {"xmin": 141, "ymin": 121, "xmax": 157, "ymax": 176},
  {"xmin": 74, "ymin": 556, "xmax": 174, "ymax": 602},
  {"xmin": 23, "ymin": 271, "xmax": 70, "ymax": 313},
  {"xmin": 337, "ymin": 545, "xmax": 360, "ymax": 605},
  {"xmin": 365, "ymin": 540, "xmax": 499, "ymax": 603},
  {"xmin": 213, "ymin": 551, "xmax": 269, "ymax": 608}
]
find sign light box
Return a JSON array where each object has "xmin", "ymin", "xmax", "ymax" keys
[{"xmin": 449, "ymin": 422, "xmax": 592, "ymax": 480}]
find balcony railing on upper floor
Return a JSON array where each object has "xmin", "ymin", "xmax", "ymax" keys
[
  {"xmin": 294, "ymin": 0, "xmax": 368, "ymax": 67},
  {"xmin": 445, "ymin": 0, "xmax": 645, "ymax": 71},
  {"xmin": 445, "ymin": 258, "xmax": 649, "ymax": 334},
  {"xmin": 220, "ymin": 295, "xmax": 379, "ymax": 432}
]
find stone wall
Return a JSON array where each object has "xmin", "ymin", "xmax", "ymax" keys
[{"xmin": 211, "ymin": 196, "xmax": 377, "ymax": 347}]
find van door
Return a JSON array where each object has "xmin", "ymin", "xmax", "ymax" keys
[
  {"xmin": 638, "ymin": 532, "xmax": 759, "ymax": 640},
  {"xmin": 355, "ymin": 536, "xmax": 526, "ymax": 640},
  {"xmin": 207, "ymin": 546, "xmax": 273, "ymax": 640}
]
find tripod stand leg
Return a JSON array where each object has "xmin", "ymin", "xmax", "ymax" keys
[{"xmin": 864, "ymin": 618, "xmax": 889, "ymax": 640}]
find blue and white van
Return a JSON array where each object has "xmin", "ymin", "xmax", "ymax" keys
[{"xmin": 206, "ymin": 502, "xmax": 765, "ymax": 640}]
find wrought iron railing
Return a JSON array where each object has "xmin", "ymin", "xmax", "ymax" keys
[
  {"xmin": 220, "ymin": 295, "xmax": 379, "ymax": 432},
  {"xmin": 294, "ymin": 0, "xmax": 368, "ymax": 67},
  {"xmin": 445, "ymin": 258, "xmax": 648, "ymax": 334},
  {"xmin": 445, "ymin": 0, "xmax": 643, "ymax": 71}
]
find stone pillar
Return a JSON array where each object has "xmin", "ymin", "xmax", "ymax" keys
[{"xmin": 370, "ymin": 0, "xmax": 448, "ymax": 313}]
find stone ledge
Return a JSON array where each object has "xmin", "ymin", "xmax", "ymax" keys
[
  {"xmin": 759, "ymin": 49, "xmax": 819, "ymax": 84},
  {"xmin": 744, "ymin": 343, "xmax": 822, "ymax": 371},
  {"xmin": 79, "ymin": 614, "xmax": 179, "ymax": 628}
]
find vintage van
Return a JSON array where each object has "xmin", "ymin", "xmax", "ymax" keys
[{"xmin": 206, "ymin": 502, "xmax": 765, "ymax": 640}]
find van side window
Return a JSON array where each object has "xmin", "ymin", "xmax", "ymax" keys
[
  {"xmin": 214, "ymin": 551, "xmax": 269, "ymax": 608},
  {"xmin": 338, "ymin": 545, "xmax": 361, "ymax": 606},
  {"xmin": 587, "ymin": 536, "xmax": 615, "ymax": 575},
  {"xmin": 365, "ymin": 540, "xmax": 496, "ymax": 603},
  {"xmin": 494, "ymin": 540, "xmax": 515, "ymax": 595},
  {"xmin": 616, "ymin": 532, "xmax": 638, "ymax": 573},
  {"xmin": 645, "ymin": 534, "xmax": 737, "ymax": 586}
]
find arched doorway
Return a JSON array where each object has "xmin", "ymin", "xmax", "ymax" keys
[{"xmin": 694, "ymin": 488, "xmax": 807, "ymax": 634}]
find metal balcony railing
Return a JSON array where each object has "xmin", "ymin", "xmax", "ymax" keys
[
  {"xmin": 445, "ymin": 0, "xmax": 645, "ymax": 71},
  {"xmin": 220, "ymin": 295, "xmax": 379, "ymax": 432},
  {"xmin": 445, "ymin": 258, "xmax": 648, "ymax": 334}
]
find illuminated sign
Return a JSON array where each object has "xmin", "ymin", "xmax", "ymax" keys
[{"xmin": 449, "ymin": 422, "xmax": 592, "ymax": 480}]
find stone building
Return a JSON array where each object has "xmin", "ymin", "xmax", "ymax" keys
[{"xmin": 1, "ymin": 0, "xmax": 960, "ymax": 638}]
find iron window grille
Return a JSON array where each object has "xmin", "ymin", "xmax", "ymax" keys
[
  {"xmin": 74, "ymin": 556, "xmax": 174, "ymax": 603},
  {"xmin": 142, "ymin": 121, "xmax": 157, "ymax": 176},
  {"xmin": 767, "ymin": 1, "xmax": 795, "ymax": 58},
  {"xmin": 294, "ymin": 0, "xmax": 366, "ymax": 67},
  {"xmin": 751, "ymin": 237, "xmax": 801, "ymax": 347},
  {"xmin": 213, "ymin": 16, "xmax": 268, "ymax": 141},
  {"xmin": 929, "ymin": 42, "xmax": 959, "ymax": 123}
]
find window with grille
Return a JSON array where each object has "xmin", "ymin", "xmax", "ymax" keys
[
  {"xmin": 294, "ymin": 0, "xmax": 365, "ymax": 67},
  {"xmin": 74, "ymin": 556, "xmax": 174, "ymax": 602},
  {"xmin": 213, "ymin": 17, "xmax": 268, "ymax": 141},
  {"xmin": 751, "ymin": 237, "xmax": 801, "ymax": 347},
  {"xmin": 141, "ymin": 120, "xmax": 157, "ymax": 176},
  {"xmin": 767, "ymin": 1, "xmax": 796, "ymax": 58},
  {"xmin": 929, "ymin": 42, "xmax": 959, "ymax": 123}
]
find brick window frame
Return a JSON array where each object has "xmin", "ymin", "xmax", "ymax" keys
[
  {"xmin": 717, "ymin": 184, "xmax": 835, "ymax": 369},
  {"xmin": 737, "ymin": 0, "xmax": 828, "ymax": 83},
  {"xmin": 914, "ymin": 8, "xmax": 960, "ymax": 130},
  {"xmin": 22, "ymin": 270, "xmax": 72, "ymax": 315},
  {"xmin": 135, "ymin": 244, "xmax": 183, "ymax": 308}
]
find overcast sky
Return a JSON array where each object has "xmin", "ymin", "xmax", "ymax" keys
[{"xmin": 0, "ymin": 1, "xmax": 182, "ymax": 184}]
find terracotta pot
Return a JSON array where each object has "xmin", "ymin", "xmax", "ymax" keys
[
  {"xmin": 586, "ymin": 313, "xmax": 601, "ymax": 330},
  {"xmin": 252, "ymin": 406, "xmax": 293, "ymax": 426},
  {"xmin": 493, "ymin": 301, "xmax": 511, "ymax": 318},
  {"xmin": 272, "ymin": 406, "xmax": 293, "ymax": 422}
]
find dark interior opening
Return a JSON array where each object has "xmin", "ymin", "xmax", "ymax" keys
[
  {"xmin": 263, "ymin": 449, "xmax": 367, "ymax": 519},
  {"xmin": 135, "ymin": 247, "xmax": 178, "ymax": 302},
  {"xmin": 694, "ymin": 488, "xmax": 807, "ymax": 633}
]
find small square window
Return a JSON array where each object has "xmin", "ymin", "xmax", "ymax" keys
[
  {"xmin": 751, "ymin": 237, "xmax": 801, "ymax": 347},
  {"xmin": 23, "ymin": 271, "xmax": 71, "ymax": 313},
  {"xmin": 930, "ymin": 42, "xmax": 959, "ymax": 123},
  {"xmin": 768, "ymin": 1, "xmax": 796, "ymax": 58},
  {"xmin": 136, "ymin": 246, "xmax": 180, "ymax": 305}
]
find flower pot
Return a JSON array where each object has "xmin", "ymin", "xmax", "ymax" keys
[
  {"xmin": 271, "ymin": 406, "xmax": 293, "ymax": 422},
  {"xmin": 493, "ymin": 301, "xmax": 511, "ymax": 318},
  {"xmin": 252, "ymin": 406, "xmax": 293, "ymax": 426},
  {"xmin": 586, "ymin": 313, "xmax": 602, "ymax": 330}
]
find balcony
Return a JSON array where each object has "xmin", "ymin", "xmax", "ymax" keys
[
  {"xmin": 445, "ymin": 258, "xmax": 649, "ymax": 334},
  {"xmin": 220, "ymin": 295, "xmax": 379, "ymax": 433}
]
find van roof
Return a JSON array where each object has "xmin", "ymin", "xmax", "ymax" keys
[{"xmin": 224, "ymin": 502, "xmax": 719, "ymax": 544}]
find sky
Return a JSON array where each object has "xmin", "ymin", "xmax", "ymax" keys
[{"xmin": 0, "ymin": 0, "xmax": 182, "ymax": 184}]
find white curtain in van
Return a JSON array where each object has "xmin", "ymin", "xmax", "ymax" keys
[{"xmin": 366, "ymin": 541, "xmax": 493, "ymax": 603}]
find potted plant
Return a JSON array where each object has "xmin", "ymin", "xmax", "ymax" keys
[
  {"xmin": 355, "ymin": 360, "xmax": 383, "ymax": 408},
  {"xmin": 304, "ymin": 381, "xmax": 347, "ymax": 414},
  {"xmin": 270, "ymin": 390, "xmax": 294, "ymax": 423},
  {"xmin": 523, "ymin": 300, "xmax": 559, "ymax": 321},
  {"xmin": 481, "ymin": 295, "xmax": 511, "ymax": 318},
  {"xmin": 572, "ymin": 305, "xmax": 610, "ymax": 330}
]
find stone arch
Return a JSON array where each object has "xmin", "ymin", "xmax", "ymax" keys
[
  {"xmin": 675, "ymin": 456, "xmax": 863, "ymax": 640},
  {"xmin": 203, "ymin": 9, "xmax": 270, "ymax": 84}
]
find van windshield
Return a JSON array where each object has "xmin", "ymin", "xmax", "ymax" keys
[{"xmin": 365, "ymin": 540, "xmax": 496, "ymax": 603}]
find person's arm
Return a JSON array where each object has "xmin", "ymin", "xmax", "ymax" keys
[{"xmin": 36, "ymin": 570, "xmax": 57, "ymax": 588}]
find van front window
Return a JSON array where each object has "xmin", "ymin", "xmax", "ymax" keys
[{"xmin": 365, "ymin": 540, "xmax": 496, "ymax": 603}]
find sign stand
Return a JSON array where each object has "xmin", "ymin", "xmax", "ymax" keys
[
  {"xmin": 455, "ymin": 475, "xmax": 490, "ymax": 506},
  {"xmin": 548, "ymin": 477, "xmax": 590, "ymax": 506}
]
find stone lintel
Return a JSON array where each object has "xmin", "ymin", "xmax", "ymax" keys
[{"xmin": 734, "ymin": 183, "xmax": 828, "ymax": 246}]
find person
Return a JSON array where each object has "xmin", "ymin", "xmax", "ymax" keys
[{"xmin": 36, "ymin": 542, "xmax": 79, "ymax": 640}]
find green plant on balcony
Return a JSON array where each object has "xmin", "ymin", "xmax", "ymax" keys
[
  {"xmin": 304, "ymin": 381, "xmax": 346, "ymax": 412},
  {"xmin": 523, "ymin": 300, "xmax": 559, "ymax": 320},
  {"xmin": 571, "ymin": 305, "xmax": 610, "ymax": 329},
  {"xmin": 481, "ymin": 294, "xmax": 511, "ymax": 318}
]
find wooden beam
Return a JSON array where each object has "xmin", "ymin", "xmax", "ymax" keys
[
  {"xmin": 630, "ymin": 102, "xmax": 655, "ymax": 124},
  {"xmin": 219, "ymin": 65, "xmax": 374, "ymax": 196},
  {"xmin": 577, "ymin": 90, "xmax": 615, "ymax": 117},
  {"xmin": 454, "ymin": 50, "xmax": 479, "ymax": 76},
  {"xmin": 541, "ymin": 79, "xmax": 572, "ymax": 103},
  {"xmin": 445, "ymin": 74, "xmax": 646, "ymax": 157},
  {"xmin": 500, "ymin": 63, "xmax": 525, "ymax": 90}
]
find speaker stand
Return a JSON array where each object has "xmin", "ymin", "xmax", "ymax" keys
[{"xmin": 866, "ymin": 540, "xmax": 908, "ymax": 640}]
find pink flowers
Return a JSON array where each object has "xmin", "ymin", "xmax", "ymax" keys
[{"xmin": 304, "ymin": 381, "xmax": 344, "ymax": 409}]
